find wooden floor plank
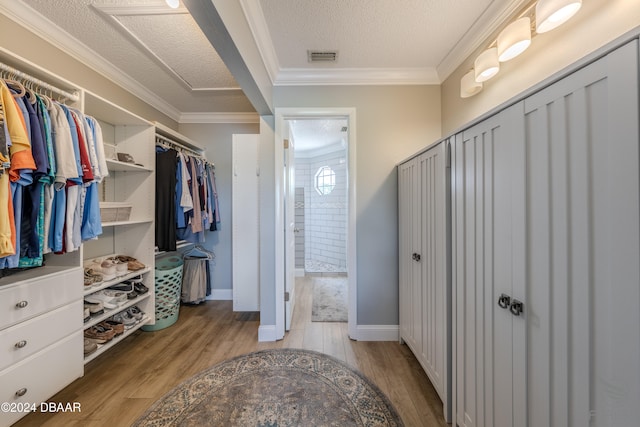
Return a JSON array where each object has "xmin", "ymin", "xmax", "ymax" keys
[{"xmin": 11, "ymin": 276, "xmax": 447, "ymax": 427}]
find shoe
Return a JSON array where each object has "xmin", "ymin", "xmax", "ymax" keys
[
  {"xmin": 111, "ymin": 311, "xmax": 137, "ymax": 329},
  {"xmin": 127, "ymin": 306, "xmax": 144, "ymax": 321},
  {"xmin": 84, "ymin": 307, "xmax": 91, "ymax": 323},
  {"xmin": 84, "ymin": 324, "xmax": 115, "ymax": 344},
  {"xmin": 100, "ymin": 320, "xmax": 124, "ymax": 336},
  {"xmin": 85, "ymin": 290, "xmax": 126, "ymax": 310},
  {"xmin": 84, "ymin": 300, "xmax": 104, "ymax": 316},
  {"xmin": 84, "ymin": 268, "xmax": 103, "ymax": 286},
  {"xmin": 109, "ymin": 283, "xmax": 137, "ymax": 299},
  {"xmin": 133, "ymin": 283, "xmax": 149, "ymax": 295},
  {"xmin": 98, "ymin": 259, "xmax": 117, "ymax": 281},
  {"xmin": 84, "ymin": 338, "xmax": 98, "ymax": 356},
  {"xmin": 116, "ymin": 255, "xmax": 146, "ymax": 271},
  {"xmin": 107, "ymin": 257, "xmax": 129, "ymax": 275}
]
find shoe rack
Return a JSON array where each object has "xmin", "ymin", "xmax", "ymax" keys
[{"xmin": 82, "ymin": 91, "xmax": 156, "ymax": 364}]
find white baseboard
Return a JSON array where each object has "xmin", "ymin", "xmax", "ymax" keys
[
  {"xmin": 351, "ymin": 325, "xmax": 399, "ymax": 341},
  {"xmin": 295, "ymin": 268, "xmax": 305, "ymax": 277},
  {"xmin": 207, "ymin": 289, "xmax": 233, "ymax": 301},
  {"xmin": 258, "ymin": 324, "xmax": 278, "ymax": 342}
]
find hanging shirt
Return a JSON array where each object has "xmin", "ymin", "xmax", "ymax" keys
[{"xmin": 1, "ymin": 81, "xmax": 35, "ymax": 184}]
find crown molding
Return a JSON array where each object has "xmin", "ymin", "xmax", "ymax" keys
[
  {"xmin": 274, "ymin": 67, "xmax": 440, "ymax": 86},
  {"xmin": 0, "ymin": 1, "xmax": 181, "ymax": 121},
  {"xmin": 179, "ymin": 112, "xmax": 260, "ymax": 124},
  {"xmin": 436, "ymin": 0, "xmax": 531, "ymax": 81}
]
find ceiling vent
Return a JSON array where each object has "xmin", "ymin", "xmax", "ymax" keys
[{"xmin": 308, "ymin": 50, "xmax": 338, "ymax": 63}]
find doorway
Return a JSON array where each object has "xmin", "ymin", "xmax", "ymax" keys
[{"xmin": 274, "ymin": 108, "xmax": 357, "ymax": 340}]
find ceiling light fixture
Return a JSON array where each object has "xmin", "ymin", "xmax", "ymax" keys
[
  {"xmin": 474, "ymin": 48, "xmax": 500, "ymax": 82},
  {"xmin": 166, "ymin": 0, "xmax": 180, "ymax": 9},
  {"xmin": 497, "ymin": 17, "xmax": 531, "ymax": 62},
  {"xmin": 536, "ymin": 0, "xmax": 582, "ymax": 33},
  {"xmin": 460, "ymin": 70, "xmax": 483, "ymax": 98},
  {"xmin": 460, "ymin": 0, "xmax": 583, "ymax": 99}
]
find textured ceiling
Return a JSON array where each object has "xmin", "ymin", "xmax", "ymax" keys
[
  {"xmin": 261, "ymin": 0, "xmax": 492, "ymax": 70},
  {"xmin": 1, "ymin": 0, "xmax": 527, "ymax": 125},
  {"xmin": 17, "ymin": 0, "xmax": 253, "ymax": 117}
]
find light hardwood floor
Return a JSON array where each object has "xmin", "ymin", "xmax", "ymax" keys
[{"xmin": 13, "ymin": 277, "xmax": 448, "ymax": 426}]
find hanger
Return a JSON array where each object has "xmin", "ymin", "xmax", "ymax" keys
[
  {"xmin": 183, "ymin": 244, "xmax": 215, "ymax": 259},
  {"xmin": 5, "ymin": 79, "xmax": 26, "ymax": 98}
]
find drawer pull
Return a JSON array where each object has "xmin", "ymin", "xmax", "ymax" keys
[
  {"xmin": 15, "ymin": 300, "xmax": 29, "ymax": 309},
  {"xmin": 15, "ymin": 388, "xmax": 27, "ymax": 397},
  {"xmin": 15, "ymin": 340, "xmax": 28, "ymax": 349}
]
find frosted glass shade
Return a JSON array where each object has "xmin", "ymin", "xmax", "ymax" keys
[
  {"xmin": 460, "ymin": 70, "xmax": 483, "ymax": 98},
  {"xmin": 474, "ymin": 48, "xmax": 500, "ymax": 82},
  {"xmin": 166, "ymin": 0, "xmax": 179, "ymax": 8},
  {"xmin": 536, "ymin": 0, "xmax": 582, "ymax": 33},
  {"xmin": 498, "ymin": 17, "xmax": 531, "ymax": 62}
]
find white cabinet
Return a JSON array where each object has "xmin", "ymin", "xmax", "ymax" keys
[
  {"xmin": 398, "ymin": 141, "xmax": 451, "ymax": 422},
  {"xmin": 452, "ymin": 39, "xmax": 640, "ymax": 427},
  {"xmin": 82, "ymin": 91, "xmax": 156, "ymax": 363},
  {"xmin": 452, "ymin": 103, "xmax": 525, "ymax": 427}
]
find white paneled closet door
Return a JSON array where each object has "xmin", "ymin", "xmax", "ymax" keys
[
  {"xmin": 416, "ymin": 143, "xmax": 450, "ymax": 417},
  {"xmin": 398, "ymin": 158, "xmax": 421, "ymax": 352},
  {"xmin": 523, "ymin": 40, "xmax": 640, "ymax": 427},
  {"xmin": 452, "ymin": 103, "xmax": 526, "ymax": 427},
  {"xmin": 232, "ymin": 134, "xmax": 260, "ymax": 311}
]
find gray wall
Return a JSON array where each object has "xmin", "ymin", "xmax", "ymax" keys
[
  {"xmin": 273, "ymin": 85, "xmax": 441, "ymax": 325},
  {"xmin": 178, "ymin": 122, "xmax": 260, "ymax": 294}
]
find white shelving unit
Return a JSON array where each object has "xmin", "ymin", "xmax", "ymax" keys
[
  {"xmin": 82, "ymin": 91, "xmax": 156, "ymax": 364},
  {"xmin": 0, "ymin": 49, "xmax": 84, "ymax": 427}
]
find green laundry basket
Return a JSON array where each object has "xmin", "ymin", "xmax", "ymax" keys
[{"xmin": 142, "ymin": 253, "xmax": 183, "ymax": 331}]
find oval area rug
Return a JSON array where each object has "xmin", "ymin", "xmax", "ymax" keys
[{"xmin": 132, "ymin": 348, "xmax": 403, "ymax": 426}]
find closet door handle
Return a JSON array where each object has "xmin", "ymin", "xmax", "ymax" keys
[
  {"xmin": 498, "ymin": 294, "xmax": 511, "ymax": 309},
  {"xmin": 510, "ymin": 299, "xmax": 524, "ymax": 316},
  {"xmin": 15, "ymin": 388, "xmax": 27, "ymax": 397},
  {"xmin": 15, "ymin": 300, "xmax": 29, "ymax": 309},
  {"xmin": 413, "ymin": 253, "xmax": 421, "ymax": 262},
  {"xmin": 15, "ymin": 340, "xmax": 27, "ymax": 349}
]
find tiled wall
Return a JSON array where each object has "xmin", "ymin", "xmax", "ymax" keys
[
  {"xmin": 295, "ymin": 150, "xmax": 347, "ymax": 272},
  {"xmin": 294, "ymin": 187, "xmax": 305, "ymax": 268}
]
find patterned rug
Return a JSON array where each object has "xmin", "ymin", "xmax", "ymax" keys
[
  {"xmin": 312, "ymin": 277, "xmax": 348, "ymax": 322},
  {"xmin": 132, "ymin": 348, "xmax": 403, "ymax": 426}
]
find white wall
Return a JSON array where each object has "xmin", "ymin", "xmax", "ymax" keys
[{"xmin": 442, "ymin": 0, "xmax": 640, "ymax": 135}]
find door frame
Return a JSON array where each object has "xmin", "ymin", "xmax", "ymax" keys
[{"xmin": 274, "ymin": 107, "xmax": 357, "ymax": 340}]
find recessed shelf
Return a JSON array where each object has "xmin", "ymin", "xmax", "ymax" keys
[
  {"xmin": 101, "ymin": 219, "xmax": 153, "ymax": 227},
  {"xmin": 106, "ymin": 159, "xmax": 152, "ymax": 172}
]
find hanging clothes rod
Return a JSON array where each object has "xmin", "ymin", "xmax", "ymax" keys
[
  {"xmin": 155, "ymin": 134, "xmax": 214, "ymax": 167},
  {"xmin": 0, "ymin": 61, "xmax": 80, "ymax": 102}
]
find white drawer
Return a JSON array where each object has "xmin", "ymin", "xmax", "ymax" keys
[
  {"xmin": 0, "ymin": 332, "xmax": 83, "ymax": 427},
  {"xmin": 0, "ymin": 301, "xmax": 82, "ymax": 372},
  {"xmin": 0, "ymin": 268, "xmax": 81, "ymax": 330}
]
